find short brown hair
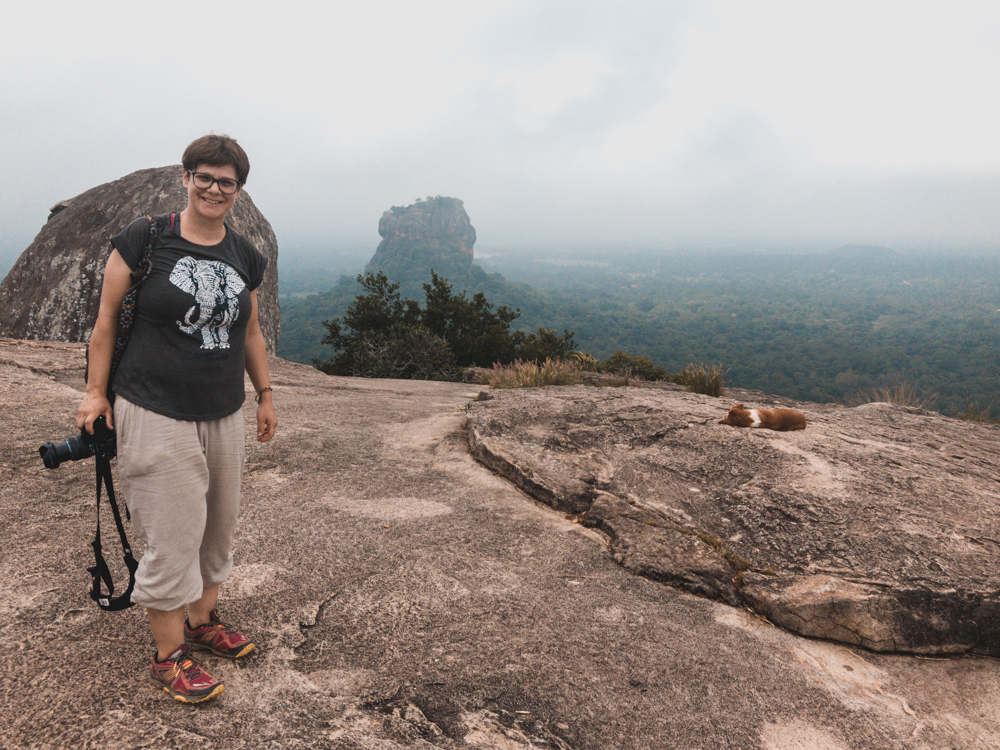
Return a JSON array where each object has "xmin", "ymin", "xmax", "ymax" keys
[{"xmin": 182, "ymin": 134, "xmax": 250, "ymax": 185}]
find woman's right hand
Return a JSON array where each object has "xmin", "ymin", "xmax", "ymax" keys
[{"xmin": 76, "ymin": 391, "xmax": 114, "ymax": 434}]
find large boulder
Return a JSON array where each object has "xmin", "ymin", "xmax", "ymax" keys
[
  {"xmin": 0, "ymin": 165, "xmax": 279, "ymax": 353},
  {"xmin": 365, "ymin": 196, "xmax": 476, "ymax": 278},
  {"xmin": 467, "ymin": 384, "xmax": 1000, "ymax": 656}
]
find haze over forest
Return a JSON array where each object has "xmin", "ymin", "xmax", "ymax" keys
[
  {"xmin": 276, "ymin": 235, "xmax": 999, "ymax": 419},
  {"xmin": 2, "ymin": 3, "xmax": 997, "ymax": 417}
]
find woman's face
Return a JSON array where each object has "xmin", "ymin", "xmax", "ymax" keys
[{"xmin": 182, "ymin": 163, "xmax": 241, "ymax": 221}]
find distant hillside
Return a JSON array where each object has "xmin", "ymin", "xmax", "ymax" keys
[
  {"xmin": 280, "ymin": 237, "xmax": 1000, "ymax": 420},
  {"xmin": 278, "ymin": 246, "xmax": 370, "ymax": 298},
  {"xmin": 281, "ymin": 195, "xmax": 537, "ymax": 365},
  {"xmin": 480, "ymin": 246, "xmax": 1000, "ymax": 419},
  {"xmin": 279, "ymin": 264, "xmax": 556, "ymax": 367},
  {"xmin": 367, "ymin": 196, "xmax": 476, "ymax": 277}
]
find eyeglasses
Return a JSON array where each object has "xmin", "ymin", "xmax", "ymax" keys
[{"xmin": 187, "ymin": 170, "xmax": 242, "ymax": 194}]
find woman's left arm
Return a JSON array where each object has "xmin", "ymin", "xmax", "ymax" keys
[{"xmin": 245, "ymin": 289, "xmax": 277, "ymax": 442}]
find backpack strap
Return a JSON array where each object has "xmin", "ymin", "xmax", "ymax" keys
[
  {"xmin": 106, "ymin": 216, "xmax": 163, "ymax": 399},
  {"xmin": 85, "ymin": 215, "xmax": 165, "ymax": 389},
  {"xmin": 128, "ymin": 215, "xmax": 161, "ymax": 285}
]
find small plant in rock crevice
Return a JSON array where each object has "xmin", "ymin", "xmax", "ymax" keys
[
  {"xmin": 679, "ymin": 362, "xmax": 727, "ymax": 397},
  {"xmin": 957, "ymin": 403, "xmax": 999, "ymax": 423},
  {"xmin": 568, "ymin": 351, "xmax": 599, "ymax": 371},
  {"xmin": 597, "ymin": 350, "xmax": 672, "ymax": 381},
  {"xmin": 478, "ymin": 358, "xmax": 584, "ymax": 389},
  {"xmin": 695, "ymin": 531, "xmax": 752, "ymax": 572},
  {"xmin": 849, "ymin": 382, "xmax": 938, "ymax": 411}
]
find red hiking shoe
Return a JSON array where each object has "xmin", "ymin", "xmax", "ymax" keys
[
  {"xmin": 150, "ymin": 645, "xmax": 224, "ymax": 703},
  {"xmin": 185, "ymin": 608, "xmax": 256, "ymax": 659}
]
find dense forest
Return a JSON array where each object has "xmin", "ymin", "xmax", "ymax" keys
[{"xmin": 278, "ymin": 245, "xmax": 1000, "ymax": 419}]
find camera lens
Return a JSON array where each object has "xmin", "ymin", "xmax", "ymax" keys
[{"xmin": 38, "ymin": 436, "xmax": 95, "ymax": 469}]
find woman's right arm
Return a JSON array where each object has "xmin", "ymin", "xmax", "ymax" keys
[{"xmin": 76, "ymin": 250, "xmax": 133, "ymax": 434}]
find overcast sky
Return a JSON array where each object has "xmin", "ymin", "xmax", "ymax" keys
[{"xmin": 2, "ymin": 1, "xmax": 998, "ymax": 273}]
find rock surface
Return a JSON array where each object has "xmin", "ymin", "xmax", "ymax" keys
[
  {"xmin": 3, "ymin": 337, "xmax": 1000, "ymax": 749},
  {"xmin": 0, "ymin": 166, "xmax": 280, "ymax": 353},
  {"xmin": 366, "ymin": 196, "xmax": 476, "ymax": 274},
  {"xmin": 467, "ymin": 384, "xmax": 1000, "ymax": 656}
]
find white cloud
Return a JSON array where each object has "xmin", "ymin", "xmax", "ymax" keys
[
  {"xmin": 492, "ymin": 51, "xmax": 612, "ymax": 132},
  {"xmin": 1, "ymin": 0, "xmax": 998, "ymax": 266}
]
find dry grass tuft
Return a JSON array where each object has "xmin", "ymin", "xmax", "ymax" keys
[
  {"xmin": 568, "ymin": 351, "xmax": 599, "ymax": 371},
  {"xmin": 475, "ymin": 358, "xmax": 654, "ymax": 389},
  {"xmin": 591, "ymin": 375, "xmax": 635, "ymax": 387},
  {"xmin": 850, "ymin": 383, "xmax": 938, "ymax": 411},
  {"xmin": 957, "ymin": 403, "xmax": 999, "ymax": 423},
  {"xmin": 695, "ymin": 531, "xmax": 752, "ymax": 572},
  {"xmin": 624, "ymin": 502, "xmax": 758, "ymax": 575},
  {"xmin": 679, "ymin": 362, "xmax": 727, "ymax": 397},
  {"xmin": 479, "ymin": 358, "xmax": 584, "ymax": 389}
]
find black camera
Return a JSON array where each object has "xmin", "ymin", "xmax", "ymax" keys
[{"xmin": 39, "ymin": 415, "xmax": 117, "ymax": 469}]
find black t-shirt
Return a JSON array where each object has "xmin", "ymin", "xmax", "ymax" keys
[{"xmin": 110, "ymin": 213, "xmax": 268, "ymax": 421}]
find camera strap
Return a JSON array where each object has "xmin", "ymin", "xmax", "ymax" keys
[
  {"xmin": 83, "ymin": 213, "xmax": 177, "ymax": 610},
  {"xmin": 88, "ymin": 454, "xmax": 137, "ymax": 611}
]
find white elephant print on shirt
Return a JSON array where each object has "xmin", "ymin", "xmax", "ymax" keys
[{"xmin": 169, "ymin": 257, "xmax": 246, "ymax": 349}]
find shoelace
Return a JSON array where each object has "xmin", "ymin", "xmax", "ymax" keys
[
  {"xmin": 213, "ymin": 620, "xmax": 241, "ymax": 638},
  {"xmin": 165, "ymin": 648, "xmax": 206, "ymax": 678},
  {"xmin": 178, "ymin": 655, "xmax": 213, "ymax": 685},
  {"xmin": 197, "ymin": 615, "xmax": 241, "ymax": 640}
]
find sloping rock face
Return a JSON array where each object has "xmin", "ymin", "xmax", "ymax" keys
[
  {"xmin": 4, "ymin": 338, "xmax": 1000, "ymax": 749},
  {"xmin": 0, "ymin": 166, "xmax": 279, "ymax": 353},
  {"xmin": 467, "ymin": 385, "xmax": 1000, "ymax": 656},
  {"xmin": 366, "ymin": 196, "xmax": 476, "ymax": 275}
]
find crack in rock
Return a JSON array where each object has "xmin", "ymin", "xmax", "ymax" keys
[
  {"xmin": 288, "ymin": 592, "xmax": 339, "ymax": 658},
  {"xmin": 467, "ymin": 387, "xmax": 1000, "ymax": 656}
]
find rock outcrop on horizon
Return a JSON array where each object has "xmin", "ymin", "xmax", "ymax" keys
[
  {"xmin": 365, "ymin": 196, "xmax": 476, "ymax": 279},
  {"xmin": 0, "ymin": 166, "xmax": 280, "ymax": 353},
  {"xmin": 467, "ymin": 384, "xmax": 1000, "ymax": 657}
]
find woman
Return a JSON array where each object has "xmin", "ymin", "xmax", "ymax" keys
[{"xmin": 76, "ymin": 134, "xmax": 276, "ymax": 704}]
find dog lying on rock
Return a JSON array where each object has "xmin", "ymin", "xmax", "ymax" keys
[{"xmin": 719, "ymin": 404, "xmax": 806, "ymax": 431}]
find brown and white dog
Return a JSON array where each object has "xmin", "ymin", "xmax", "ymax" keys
[{"xmin": 719, "ymin": 403, "xmax": 806, "ymax": 431}]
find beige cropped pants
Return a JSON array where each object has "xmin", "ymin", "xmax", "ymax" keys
[{"xmin": 114, "ymin": 396, "xmax": 245, "ymax": 611}]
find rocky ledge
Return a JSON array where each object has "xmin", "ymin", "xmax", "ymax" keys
[
  {"xmin": 5, "ymin": 338, "xmax": 1000, "ymax": 748},
  {"xmin": 467, "ymin": 385, "xmax": 1000, "ymax": 656}
]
